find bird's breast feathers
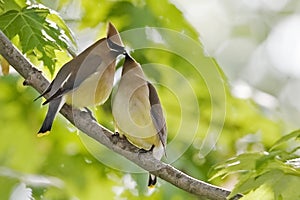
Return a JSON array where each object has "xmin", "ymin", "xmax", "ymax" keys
[
  {"xmin": 65, "ymin": 63, "xmax": 115, "ymax": 107},
  {"xmin": 113, "ymin": 83, "xmax": 161, "ymax": 150}
]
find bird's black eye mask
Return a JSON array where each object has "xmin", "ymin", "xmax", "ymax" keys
[{"xmin": 107, "ymin": 38, "xmax": 126, "ymax": 54}]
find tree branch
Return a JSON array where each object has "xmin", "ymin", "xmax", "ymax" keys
[{"xmin": 0, "ymin": 30, "xmax": 242, "ymax": 200}]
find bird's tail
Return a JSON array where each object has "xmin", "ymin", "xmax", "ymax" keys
[
  {"xmin": 148, "ymin": 174, "xmax": 157, "ymax": 188},
  {"xmin": 37, "ymin": 97, "xmax": 63, "ymax": 137}
]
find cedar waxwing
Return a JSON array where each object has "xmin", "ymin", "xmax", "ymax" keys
[
  {"xmin": 36, "ymin": 22, "xmax": 125, "ymax": 136},
  {"xmin": 112, "ymin": 54, "xmax": 167, "ymax": 187}
]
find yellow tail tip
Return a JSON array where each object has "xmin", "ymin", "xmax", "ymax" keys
[
  {"xmin": 148, "ymin": 184, "xmax": 156, "ymax": 189},
  {"xmin": 37, "ymin": 131, "xmax": 50, "ymax": 137}
]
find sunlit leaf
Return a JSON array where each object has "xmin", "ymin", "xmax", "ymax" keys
[
  {"xmin": 270, "ymin": 129, "xmax": 300, "ymax": 151},
  {"xmin": 230, "ymin": 169, "xmax": 300, "ymax": 199},
  {"xmin": 0, "ymin": 0, "xmax": 23, "ymax": 14},
  {"xmin": 239, "ymin": 184, "xmax": 274, "ymax": 200},
  {"xmin": 209, "ymin": 152, "xmax": 263, "ymax": 180},
  {"xmin": 212, "ymin": 146, "xmax": 300, "ymax": 199},
  {"xmin": 0, "ymin": 5, "xmax": 75, "ymax": 74}
]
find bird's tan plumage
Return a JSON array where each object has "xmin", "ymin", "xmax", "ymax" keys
[
  {"xmin": 112, "ymin": 54, "xmax": 167, "ymax": 187},
  {"xmin": 37, "ymin": 22, "xmax": 125, "ymax": 136}
]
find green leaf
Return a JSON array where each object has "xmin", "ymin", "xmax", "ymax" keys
[
  {"xmin": 239, "ymin": 184, "xmax": 274, "ymax": 200},
  {"xmin": 211, "ymin": 150, "xmax": 300, "ymax": 199},
  {"xmin": 209, "ymin": 152, "xmax": 263, "ymax": 180},
  {"xmin": 231, "ymin": 169, "xmax": 300, "ymax": 200},
  {"xmin": 255, "ymin": 151, "xmax": 278, "ymax": 171},
  {"xmin": 0, "ymin": 0, "xmax": 23, "ymax": 14},
  {"xmin": 0, "ymin": 5, "xmax": 75, "ymax": 74},
  {"xmin": 270, "ymin": 129, "xmax": 300, "ymax": 151},
  {"xmin": 0, "ymin": 0, "xmax": 4, "ymax": 13}
]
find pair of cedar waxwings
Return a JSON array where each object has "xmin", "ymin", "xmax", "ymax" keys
[{"xmin": 37, "ymin": 23, "xmax": 167, "ymax": 187}]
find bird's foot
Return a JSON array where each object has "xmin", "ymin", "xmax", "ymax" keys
[{"xmin": 112, "ymin": 132, "xmax": 121, "ymax": 144}]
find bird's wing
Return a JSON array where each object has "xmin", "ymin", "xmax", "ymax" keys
[
  {"xmin": 34, "ymin": 60, "xmax": 73, "ymax": 101},
  {"xmin": 60, "ymin": 54, "xmax": 103, "ymax": 92},
  {"xmin": 43, "ymin": 39, "xmax": 107, "ymax": 104},
  {"xmin": 147, "ymin": 82, "xmax": 167, "ymax": 149}
]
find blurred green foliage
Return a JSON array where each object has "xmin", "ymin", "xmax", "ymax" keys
[{"xmin": 0, "ymin": 0, "xmax": 298, "ymax": 200}]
